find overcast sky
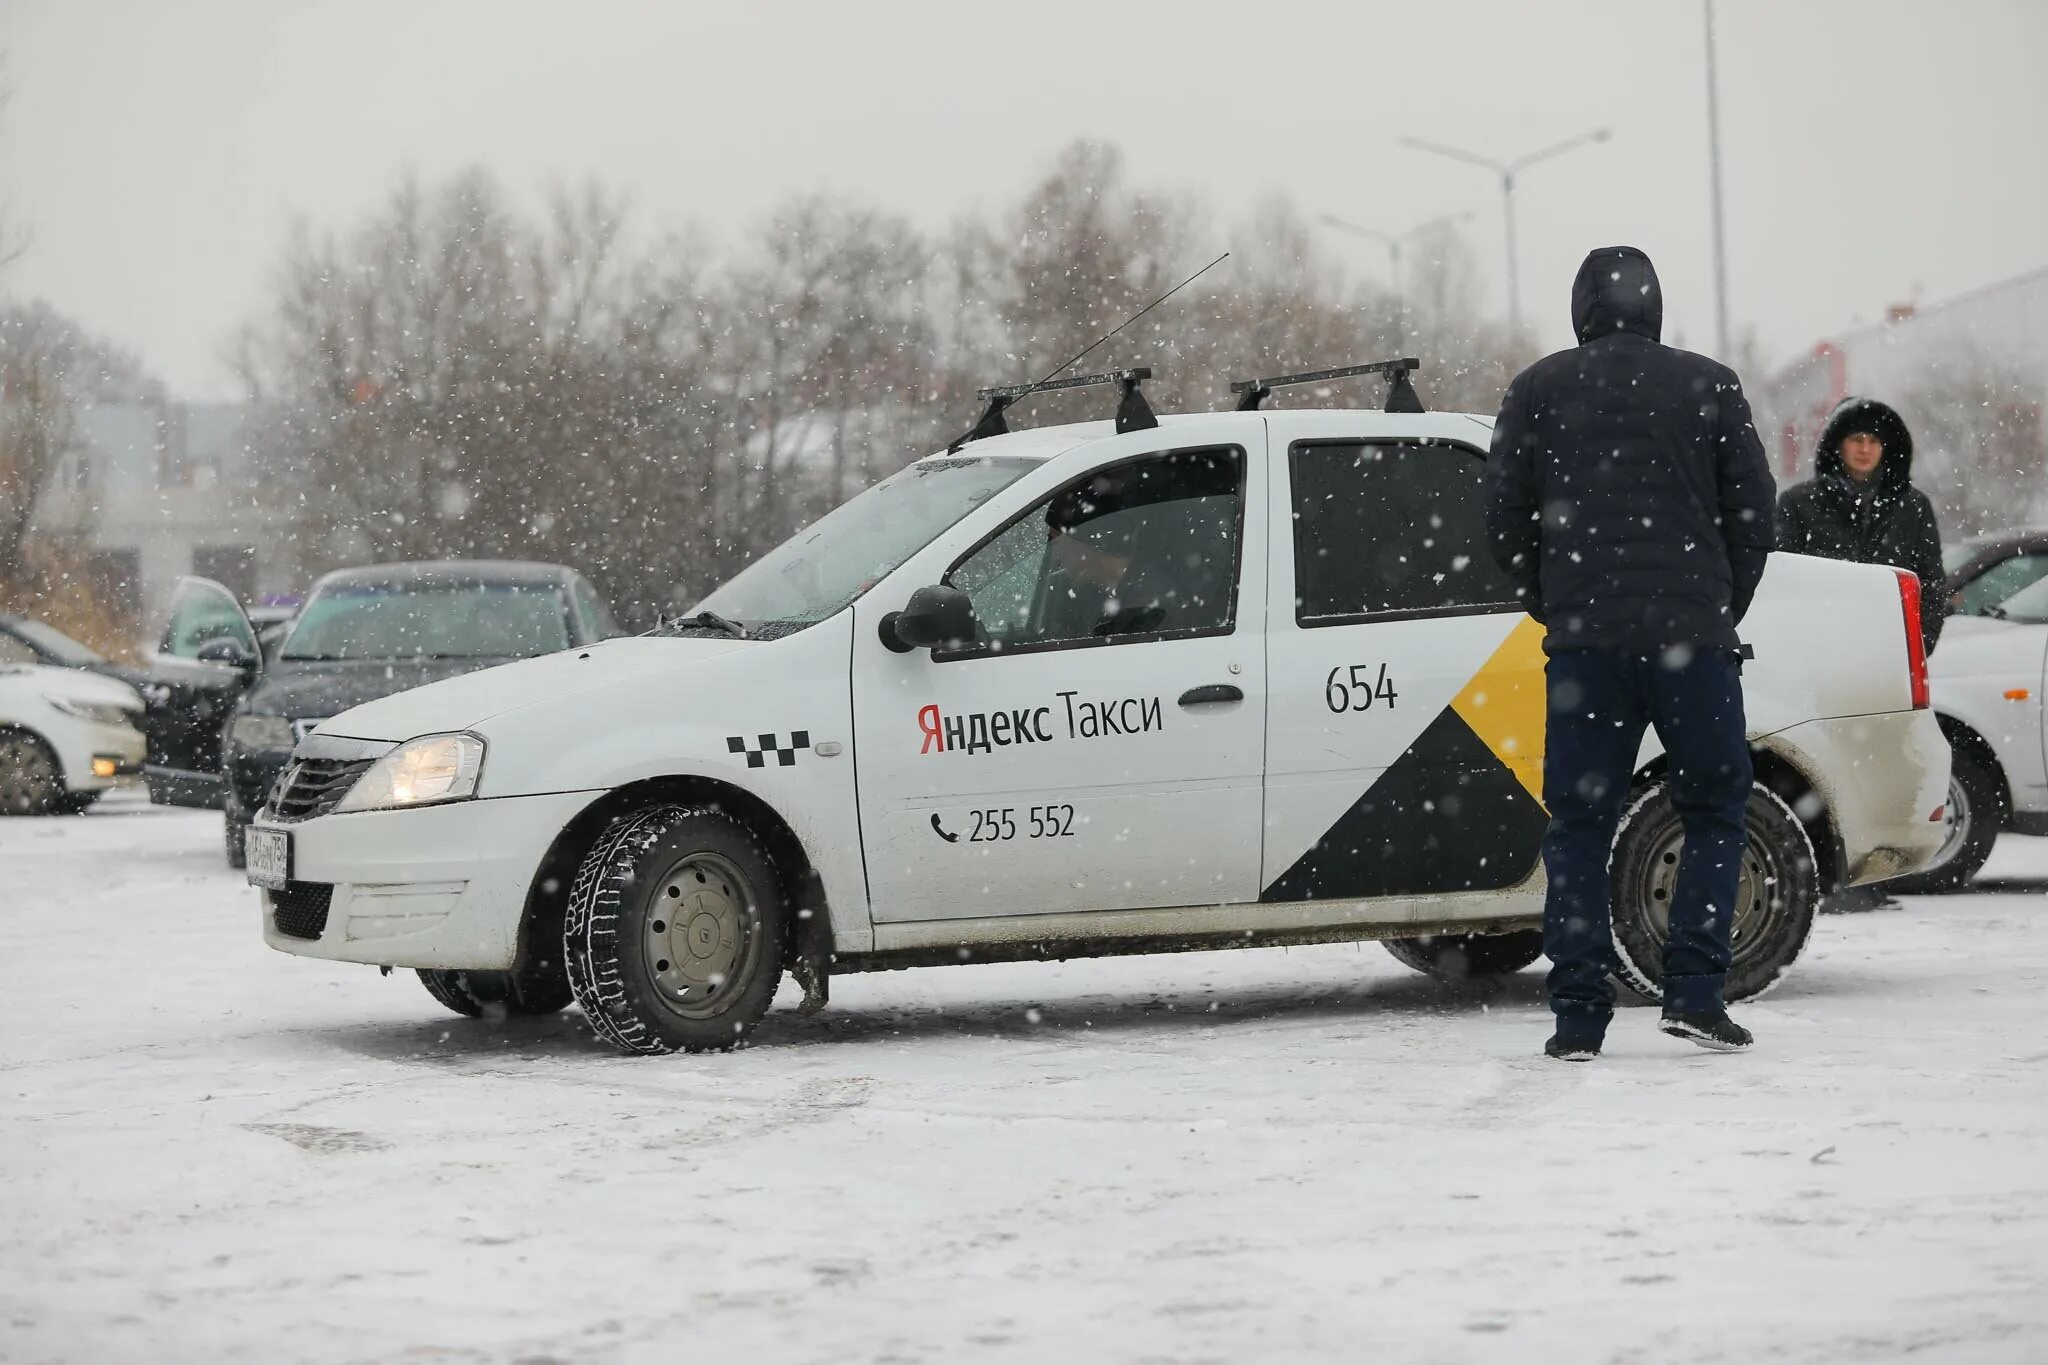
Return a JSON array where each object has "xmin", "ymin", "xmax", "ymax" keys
[{"xmin": 5, "ymin": 0, "xmax": 2046, "ymax": 401}]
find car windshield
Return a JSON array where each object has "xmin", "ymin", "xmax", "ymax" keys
[
  {"xmin": 1994, "ymin": 576, "xmax": 2048, "ymax": 624},
  {"xmin": 6, "ymin": 617, "xmax": 105, "ymax": 665},
  {"xmin": 279, "ymin": 580, "xmax": 573, "ymax": 660},
  {"xmin": 689, "ymin": 455, "xmax": 1035, "ymax": 629}
]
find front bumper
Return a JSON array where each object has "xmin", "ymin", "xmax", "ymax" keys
[
  {"xmin": 256, "ymin": 789, "xmax": 601, "ymax": 970},
  {"xmin": 1766, "ymin": 709, "xmax": 1950, "ymax": 887},
  {"xmin": 56, "ymin": 719, "xmax": 147, "ymax": 793}
]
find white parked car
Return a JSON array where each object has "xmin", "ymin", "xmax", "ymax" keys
[
  {"xmin": 253, "ymin": 371, "xmax": 1948, "ymax": 1053},
  {"xmin": 1911, "ymin": 575, "xmax": 2048, "ymax": 890},
  {"xmin": 0, "ymin": 661, "xmax": 147, "ymax": 815}
]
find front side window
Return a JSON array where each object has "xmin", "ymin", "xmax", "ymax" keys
[
  {"xmin": 945, "ymin": 447, "xmax": 1244, "ymax": 654},
  {"xmin": 1291, "ymin": 440, "xmax": 1518, "ymax": 623},
  {"xmin": 1956, "ymin": 552, "xmax": 2048, "ymax": 618},
  {"xmin": 160, "ymin": 579, "xmax": 257, "ymax": 659},
  {"xmin": 280, "ymin": 581, "xmax": 572, "ymax": 661}
]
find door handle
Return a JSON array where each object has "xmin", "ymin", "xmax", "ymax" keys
[{"xmin": 1178, "ymin": 684, "xmax": 1244, "ymax": 707}]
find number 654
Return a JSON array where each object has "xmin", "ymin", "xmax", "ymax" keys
[{"xmin": 1325, "ymin": 663, "xmax": 1400, "ymax": 713}]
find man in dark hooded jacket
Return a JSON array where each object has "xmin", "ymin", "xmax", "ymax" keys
[
  {"xmin": 1777, "ymin": 397, "xmax": 1944, "ymax": 652},
  {"xmin": 1487, "ymin": 246, "xmax": 1776, "ymax": 1061}
]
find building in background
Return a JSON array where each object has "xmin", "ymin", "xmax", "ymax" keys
[
  {"xmin": 1757, "ymin": 268, "xmax": 2048, "ymax": 537},
  {"xmin": 32, "ymin": 399, "xmax": 310, "ymax": 647}
]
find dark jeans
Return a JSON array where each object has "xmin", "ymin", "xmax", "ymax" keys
[{"xmin": 1541, "ymin": 648, "xmax": 1752, "ymax": 1040}]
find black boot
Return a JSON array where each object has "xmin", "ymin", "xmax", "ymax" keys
[
  {"xmin": 1659, "ymin": 1008, "xmax": 1753, "ymax": 1052},
  {"xmin": 1544, "ymin": 1032, "xmax": 1601, "ymax": 1062}
]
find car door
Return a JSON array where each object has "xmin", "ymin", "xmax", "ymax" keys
[
  {"xmin": 853, "ymin": 437, "xmax": 1268, "ymax": 923},
  {"xmin": 1261, "ymin": 418, "xmax": 1550, "ymax": 904},
  {"xmin": 143, "ymin": 576, "xmax": 260, "ymax": 807}
]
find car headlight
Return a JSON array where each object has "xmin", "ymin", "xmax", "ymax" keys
[
  {"xmin": 46, "ymin": 695, "xmax": 139, "ymax": 726},
  {"xmin": 333, "ymin": 733, "xmax": 486, "ymax": 813},
  {"xmin": 229, "ymin": 714, "xmax": 298, "ymax": 750}
]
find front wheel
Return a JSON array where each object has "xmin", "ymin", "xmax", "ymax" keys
[
  {"xmin": 1383, "ymin": 930, "xmax": 1544, "ymax": 981},
  {"xmin": 223, "ymin": 792, "xmax": 249, "ymax": 868},
  {"xmin": 1888, "ymin": 747, "xmax": 2002, "ymax": 894},
  {"xmin": 417, "ymin": 968, "xmax": 573, "ymax": 1018},
  {"xmin": 563, "ymin": 805, "xmax": 786, "ymax": 1055},
  {"xmin": 0, "ymin": 730, "xmax": 63, "ymax": 816},
  {"xmin": 1609, "ymin": 780, "xmax": 1819, "ymax": 1003}
]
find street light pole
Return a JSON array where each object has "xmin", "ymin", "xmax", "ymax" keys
[
  {"xmin": 1401, "ymin": 127, "xmax": 1613, "ymax": 344},
  {"xmin": 1319, "ymin": 210, "xmax": 1472, "ymax": 355},
  {"xmin": 1704, "ymin": 0, "xmax": 1731, "ymax": 359}
]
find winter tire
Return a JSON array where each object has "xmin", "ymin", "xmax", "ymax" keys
[
  {"xmin": 1383, "ymin": 929, "xmax": 1543, "ymax": 981},
  {"xmin": 0, "ymin": 730, "xmax": 63, "ymax": 817},
  {"xmin": 563, "ymin": 804, "xmax": 786, "ymax": 1055},
  {"xmin": 417, "ymin": 968, "xmax": 573, "ymax": 1019},
  {"xmin": 54, "ymin": 791, "xmax": 101, "ymax": 815},
  {"xmin": 223, "ymin": 793, "xmax": 249, "ymax": 869},
  {"xmin": 1888, "ymin": 746, "xmax": 2001, "ymax": 894},
  {"xmin": 1610, "ymin": 779, "xmax": 1818, "ymax": 1003}
]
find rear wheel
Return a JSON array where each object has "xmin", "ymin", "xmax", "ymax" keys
[
  {"xmin": 1889, "ymin": 747, "xmax": 2002, "ymax": 894},
  {"xmin": 416, "ymin": 968, "xmax": 573, "ymax": 1018},
  {"xmin": 563, "ymin": 804, "xmax": 786, "ymax": 1055},
  {"xmin": 1610, "ymin": 780, "xmax": 1819, "ymax": 1003},
  {"xmin": 1383, "ymin": 930, "xmax": 1544, "ymax": 981},
  {"xmin": 0, "ymin": 730, "xmax": 63, "ymax": 816}
]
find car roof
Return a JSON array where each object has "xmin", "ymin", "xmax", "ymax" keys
[
  {"xmin": 919, "ymin": 408, "xmax": 1496, "ymax": 465},
  {"xmin": 310, "ymin": 560, "xmax": 578, "ymax": 593}
]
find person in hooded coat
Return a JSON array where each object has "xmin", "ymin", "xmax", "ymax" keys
[
  {"xmin": 1777, "ymin": 397, "xmax": 1945, "ymax": 653},
  {"xmin": 1487, "ymin": 245, "xmax": 1777, "ymax": 1060}
]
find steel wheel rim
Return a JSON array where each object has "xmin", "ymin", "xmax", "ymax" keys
[
  {"xmin": 0, "ymin": 736, "xmax": 57, "ymax": 813},
  {"xmin": 641, "ymin": 850, "xmax": 758, "ymax": 1020},
  {"xmin": 1922, "ymin": 774, "xmax": 1971, "ymax": 872},
  {"xmin": 1639, "ymin": 813, "xmax": 1784, "ymax": 970}
]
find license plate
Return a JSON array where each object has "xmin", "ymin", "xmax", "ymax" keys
[{"xmin": 247, "ymin": 826, "xmax": 292, "ymax": 891}]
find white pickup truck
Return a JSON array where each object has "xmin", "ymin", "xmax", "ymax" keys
[{"xmin": 252, "ymin": 375, "xmax": 1948, "ymax": 1053}]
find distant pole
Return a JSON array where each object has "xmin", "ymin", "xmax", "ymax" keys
[
  {"xmin": 1705, "ymin": 0, "xmax": 1731, "ymax": 359},
  {"xmin": 1403, "ymin": 128, "xmax": 1611, "ymax": 347},
  {"xmin": 1319, "ymin": 210, "xmax": 1472, "ymax": 357}
]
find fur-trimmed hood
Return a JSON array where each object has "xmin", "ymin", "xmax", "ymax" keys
[{"xmin": 1815, "ymin": 396, "xmax": 1915, "ymax": 490}]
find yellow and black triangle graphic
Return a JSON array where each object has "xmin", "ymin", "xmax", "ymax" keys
[{"xmin": 1262, "ymin": 617, "xmax": 1551, "ymax": 902}]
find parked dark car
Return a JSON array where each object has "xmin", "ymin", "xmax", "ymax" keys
[
  {"xmin": 0, "ymin": 613, "xmax": 148, "ymax": 688},
  {"xmin": 140, "ymin": 562, "xmax": 621, "ymax": 865},
  {"xmin": 1943, "ymin": 528, "xmax": 2048, "ymax": 620}
]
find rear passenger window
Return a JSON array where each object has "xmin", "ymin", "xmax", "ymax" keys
[{"xmin": 1291, "ymin": 441, "xmax": 1518, "ymax": 623}]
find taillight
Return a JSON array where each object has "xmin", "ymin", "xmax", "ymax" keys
[{"xmin": 1896, "ymin": 568, "xmax": 1930, "ymax": 709}]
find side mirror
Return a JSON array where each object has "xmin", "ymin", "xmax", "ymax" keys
[
  {"xmin": 196, "ymin": 638, "xmax": 257, "ymax": 671},
  {"xmin": 879, "ymin": 585, "xmax": 980, "ymax": 654}
]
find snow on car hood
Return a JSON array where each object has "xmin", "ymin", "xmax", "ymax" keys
[
  {"xmin": 0, "ymin": 661, "xmax": 144, "ymax": 712},
  {"xmin": 312, "ymin": 635, "xmax": 753, "ymax": 742}
]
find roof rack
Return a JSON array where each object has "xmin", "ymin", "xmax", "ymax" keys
[
  {"xmin": 948, "ymin": 367, "xmax": 1157, "ymax": 453},
  {"xmin": 1229, "ymin": 358, "xmax": 1424, "ymax": 414}
]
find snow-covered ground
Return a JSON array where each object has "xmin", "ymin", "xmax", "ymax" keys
[{"xmin": 4, "ymin": 791, "xmax": 2045, "ymax": 1364}]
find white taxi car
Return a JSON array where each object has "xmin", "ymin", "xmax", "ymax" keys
[
  {"xmin": 254, "ymin": 368, "xmax": 1948, "ymax": 1053},
  {"xmin": 0, "ymin": 661, "xmax": 147, "ymax": 814}
]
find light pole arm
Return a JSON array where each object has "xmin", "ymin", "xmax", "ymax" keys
[
  {"xmin": 1399, "ymin": 136, "xmax": 1507, "ymax": 179},
  {"xmin": 1508, "ymin": 127, "xmax": 1613, "ymax": 177}
]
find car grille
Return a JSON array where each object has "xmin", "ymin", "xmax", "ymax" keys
[
  {"xmin": 270, "ymin": 757, "xmax": 375, "ymax": 821},
  {"xmin": 269, "ymin": 882, "xmax": 333, "ymax": 940}
]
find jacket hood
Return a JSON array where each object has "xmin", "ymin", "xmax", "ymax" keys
[
  {"xmin": 1816, "ymin": 396, "xmax": 1915, "ymax": 489},
  {"xmin": 1572, "ymin": 246, "xmax": 1664, "ymax": 343}
]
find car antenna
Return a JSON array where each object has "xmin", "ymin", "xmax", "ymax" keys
[{"xmin": 947, "ymin": 250, "xmax": 1230, "ymax": 453}]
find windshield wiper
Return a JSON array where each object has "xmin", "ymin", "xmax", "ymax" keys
[{"xmin": 682, "ymin": 611, "xmax": 751, "ymax": 639}]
